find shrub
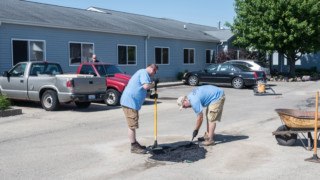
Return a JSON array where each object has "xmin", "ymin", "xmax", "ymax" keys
[
  {"xmin": 295, "ymin": 66, "xmax": 317, "ymax": 76},
  {"xmin": 0, "ymin": 95, "xmax": 11, "ymax": 110}
]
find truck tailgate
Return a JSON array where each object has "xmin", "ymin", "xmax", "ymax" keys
[
  {"xmin": 56, "ymin": 74, "xmax": 106, "ymax": 94},
  {"xmin": 72, "ymin": 77, "xmax": 106, "ymax": 93}
]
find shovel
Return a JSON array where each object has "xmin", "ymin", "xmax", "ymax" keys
[{"xmin": 150, "ymin": 81, "xmax": 164, "ymax": 154}]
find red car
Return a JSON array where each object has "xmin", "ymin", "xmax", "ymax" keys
[{"xmin": 77, "ymin": 62, "xmax": 131, "ymax": 106}]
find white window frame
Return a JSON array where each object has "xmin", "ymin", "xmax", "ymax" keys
[
  {"xmin": 154, "ymin": 46, "xmax": 170, "ymax": 65},
  {"xmin": 11, "ymin": 38, "xmax": 46, "ymax": 65},
  {"xmin": 69, "ymin": 41, "xmax": 94, "ymax": 66},
  {"xmin": 117, "ymin": 44, "xmax": 137, "ymax": 66},
  {"xmin": 205, "ymin": 49, "xmax": 215, "ymax": 64},
  {"xmin": 183, "ymin": 48, "xmax": 195, "ymax": 64}
]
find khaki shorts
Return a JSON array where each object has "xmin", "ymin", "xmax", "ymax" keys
[
  {"xmin": 206, "ymin": 95, "xmax": 225, "ymax": 122},
  {"xmin": 122, "ymin": 106, "xmax": 139, "ymax": 129}
]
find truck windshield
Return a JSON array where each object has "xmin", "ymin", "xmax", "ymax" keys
[{"xmin": 95, "ymin": 64, "xmax": 124, "ymax": 76}]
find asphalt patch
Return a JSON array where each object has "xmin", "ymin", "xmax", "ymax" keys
[{"xmin": 148, "ymin": 141, "xmax": 207, "ymax": 163}]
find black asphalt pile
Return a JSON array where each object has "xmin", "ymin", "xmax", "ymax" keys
[{"xmin": 148, "ymin": 141, "xmax": 207, "ymax": 163}]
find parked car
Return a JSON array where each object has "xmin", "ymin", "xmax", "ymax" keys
[
  {"xmin": 182, "ymin": 63, "xmax": 266, "ymax": 89},
  {"xmin": 224, "ymin": 59, "xmax": 270, "ymax": 77},
  {"xmin": 0, "ymin": 61, "xmax": 106, "ymax": 111},
  {"xmin": 77, "ymin": 62, "xmax": 131, "ymax": 106}
]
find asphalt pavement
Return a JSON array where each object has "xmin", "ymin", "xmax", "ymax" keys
[{"xmin": 0, "ymin": 81, "xmax": 320, "ymax": 179}]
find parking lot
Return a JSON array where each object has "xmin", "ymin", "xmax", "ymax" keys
[{"xmin": 0, "ymin": 81, "xmax": 319, "ymax": 179}]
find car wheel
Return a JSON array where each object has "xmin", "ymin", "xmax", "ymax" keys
[
  {"xmin": 275, "ymin": 125, "xmax": 297, "ymax": 146},
  {"xmin": 188, "ymin": 75, "xmax": 199, "ymax": 86},
  {"xmin": 75, "ymin": 101, "xmax": 91, "ymax": 108},
  {"xmin": 41, "ymin": 90, "xmax": 60, "ymax": 111},
  {"xmin": 105, "ymin": 89, "xmax": 121, "ymax": 106},
  {"xmin": 232, "ymin": 77, "xmax": 244, "ymax": 89}
]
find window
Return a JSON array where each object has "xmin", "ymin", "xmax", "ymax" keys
[
  {"xmin": 218, "ymin": 64, "xmax": 230, "ymax": 72},
  {"xmin": 118, "ymin": 45, "xmax": 136, "ymax": 65},
  {"xmin": 79, "ymin": 65, "xmax": 95, "ymax": 75},
  {"xmin": 155, "ymin": 47, "xmax": 169, "ymax": 64},
  {"xmin": 12, "ymin": 39, "xmax": 45, "ymax": 65},
  {"xmin": 29, "ymin": 63, "xmax": 62, "ymax": 76},
  {"xmin": 69, "ymin": 42, "xmax": 94, "ymax": 65},
  {"xmin": 9, "ymin": 63, "xmax": 27, "ymax": 77},
  {"xmin": 206, "ymin": 49, "xmax": 215, "ymax": 64},
  {"xmin": 184, "ymin": 48, "xmax": 194, "ymax": 64}
]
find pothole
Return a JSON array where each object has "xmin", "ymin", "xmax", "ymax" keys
[{"xmin": 147, "ymin": 141, "xmax": 207, "ymax": 163}]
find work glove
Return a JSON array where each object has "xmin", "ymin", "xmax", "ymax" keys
[
  {"xmin": 192, "ymin": 129, "xmax": 199, "ymax": 140},
  {"xmin": 149, "ymin": 93, "xmax": 158, "ymax": 99}
]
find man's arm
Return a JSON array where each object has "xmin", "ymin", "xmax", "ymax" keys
[
  {"xmin": 142, "ymin": 82, "xmax": 155, "ymax": 90},
  {"xmin": 195, "ymin": 112, "xmax": 203, "ymax": 130}
]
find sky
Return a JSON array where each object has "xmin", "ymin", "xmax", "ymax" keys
[{"xmin": 27, "ymin": 0, "xmax": 236, "ymax": 28}]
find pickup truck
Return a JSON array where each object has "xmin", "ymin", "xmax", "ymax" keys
[
  {"xmin": 77, "ymin": 62, "xmax": 130, "ymax": 106},
  {"xmin": 0, "ymin": 61, "xmax": 106, "ymax": 111}
]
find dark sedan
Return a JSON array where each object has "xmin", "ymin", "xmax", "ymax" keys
[{"xmin": 182, "ymin": 63, "xmax": 266, "ymax": 89}]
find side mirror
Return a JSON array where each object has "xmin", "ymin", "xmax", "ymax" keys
[{"xmin": 2, "ymin": 71, "xmax": 9, "ymax": 77}]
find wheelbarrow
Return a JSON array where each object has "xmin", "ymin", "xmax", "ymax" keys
[{"xmin": 272, "ymin": 109, "xmax": 320, "ymax": 150}]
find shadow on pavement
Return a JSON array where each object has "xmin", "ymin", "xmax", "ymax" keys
[{"xmin": 214, "ymin": 134, "xmax": 249, "ymax": 145}]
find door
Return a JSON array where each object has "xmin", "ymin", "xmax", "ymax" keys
[
  {"xmin": 215, "ymin": 64, "xmax": 234, "ymax": 84},
  {"xmin": 0, "ymin": 63, "xmax": 29, "ymax": 99},
  {"xmin": 200, "ymin": 64, "xmax": 218, "ymax": 83}
]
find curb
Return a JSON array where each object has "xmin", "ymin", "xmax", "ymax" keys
[
  {"xmin": 0, "ymin": 108, "xmax": 23, "ymax": 117},
  {"xmin": 157, "ymin": 82, "xmax": 184, "ymax": 88}
]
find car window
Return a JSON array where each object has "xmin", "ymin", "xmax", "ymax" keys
[
  {"xmin": 233, "ymin": 64, "xmax": 252, "ymax": 71},
  {"xmin": 10, "ymin": 63, "xmax": 27, "ymax": 77},
  {"xmin": 205, "ymin": 64, "xmax": 218, "ymax": 73},
  {"xmin": 80, "ymin": 65, "xmax": 95, "ymax": 75},
  {"xmin": 95, "ymin": 65, "xmax": 107, "ymax": 76},
  {"xmin": 230, "ymin": 65, "xmax": 238, "ymax": 72},
  {"xmin": 104, "ymin": 65, "xmax": 123, "ymax": 76},
  {"xmin": 239, "ymin": 62, "xmax": 252, "ymax": 67},
  {"xmin": 218, "ymin": 64, "xmax": 230, "ymax": 72},
  {"xmin": 30, "ymin": 63, "xmax": 63, "ymax": 76},
  {"xmin": 45, "ymin": 64, "xmax": 62, "ymax": 75}
]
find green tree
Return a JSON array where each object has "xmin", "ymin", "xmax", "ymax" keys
[{"xmin": 231, "ymin": 0, "xmax": 320, "ymax": 77}]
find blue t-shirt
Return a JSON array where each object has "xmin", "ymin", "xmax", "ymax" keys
[
  {"xmin": 187, "ymin": 85, "xmax": 224, "ymax": 115},
  {"xmin": 120, "ymin": 69, "xmax": 151, "ymax": 110}
]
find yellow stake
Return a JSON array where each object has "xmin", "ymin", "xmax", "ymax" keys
[
  {"xmin": 314, "ymin": 92, "xmax": 319, "ymax": 156},
  {"xmin": 305, "ymin": 91, "xmax": 320, "ymax": 163},
  {"xmin": 154, "ymin": 91, "xmax": 158, "ymax": 141}
]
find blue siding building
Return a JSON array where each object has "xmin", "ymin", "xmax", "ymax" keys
[{"xmin": 0, "ymin": 0, "xmax": 231, "ymax": 81}]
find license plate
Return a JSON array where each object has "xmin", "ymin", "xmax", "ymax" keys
[{"xmin": 88, "ymin": 95, "xmax": 95, "ymax": 100}]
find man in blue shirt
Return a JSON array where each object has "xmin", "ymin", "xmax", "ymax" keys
[
  {"xmin": 120, "ymin": 64, "xmax": 158, "ymax": 154},
  {"xmin": 177, "ymin": 85, "xmax": 225, "ymax": 146}
]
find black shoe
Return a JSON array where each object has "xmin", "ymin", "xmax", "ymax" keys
[
  {"xmin": 133, "ymin": 141, "xmax": 146, "ymax": 149},
  {"xmin": 131, "ymin": 142, "xmax": 147, "ymax": 154}
]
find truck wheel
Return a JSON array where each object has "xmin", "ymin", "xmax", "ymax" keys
[
  {"xmin": 41, "ymin": 90, "xmax": 60, "ymax": 111},
  {"xmin": 75, "ymin": 102, "xmax": 91, "ymax": 108},
  {"xmin": 275, "ymin": 125, "xmax": 297, "ymax": 146},
  {"xmin": 105, "ymin": 89, "xmax": 121, "ymax": 106}
]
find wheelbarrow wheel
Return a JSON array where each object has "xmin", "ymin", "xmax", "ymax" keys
[{"xmin": 275, "ymin": 125, "xmax": 297, "ymax": 146}]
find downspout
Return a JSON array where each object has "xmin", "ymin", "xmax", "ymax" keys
[
  {"xmin": 145, "ymin": 34, "xmax": 150, "ymax": 68},
  {"xmin": 216, "ymin": 41, "xmax": 223, "ymax": 62}
]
